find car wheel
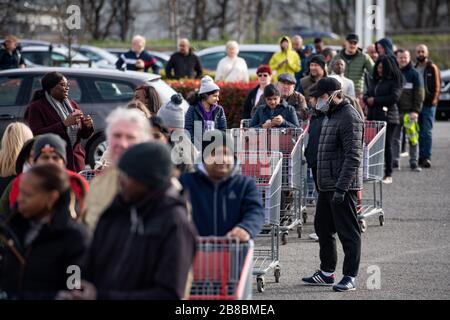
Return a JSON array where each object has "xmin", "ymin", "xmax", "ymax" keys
[{"xmin": 87, "ymin": 135, "xmax": 107, "ymax": 169}]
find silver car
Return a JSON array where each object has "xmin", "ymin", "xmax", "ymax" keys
[{"xmin": 0, "ymin": 67, "xmax": 188, "ymax": 167}]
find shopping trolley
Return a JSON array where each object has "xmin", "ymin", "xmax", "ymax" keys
[
  {"xmin": 358, "ymin": 120, "xmax": 387, "ymax": 232},
  {"xmin": 236, "ymin": 120, "xmax": 308, "ymax": 244},
  {"xmin": 189, "ymin": 237, "xmax": 254, "ymax": 300},
  {"xmin": 78, "ymin": 169, "xmax": 97, "ymax": 182},
  {"xmin": 302, "ymin": 167, "xmax": 318, "ymax": 223},
  {"xmin": 236, "ymin": 151, "xmax": 282, "ymax": 292}
]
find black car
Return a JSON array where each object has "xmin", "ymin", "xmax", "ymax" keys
[
  {"xmin": 0, "ymin": 67, "xmax": 188, "ymax": 168},
  {"xmin": 437, "ymin": 69, "xmax": 450, "ymax": 120}
]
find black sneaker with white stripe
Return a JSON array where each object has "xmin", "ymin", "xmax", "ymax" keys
[
  {"xmin": 302, "ymin": 270, "xmax": 335, "ymax": 286},
  {"xmin": 333, "ymin": 276, "xmax": 356, "ymax": 292}
]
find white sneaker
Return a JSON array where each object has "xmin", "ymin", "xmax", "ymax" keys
[
  {"xmin": 308, "ymin": 233, "xmax": 319, "ymax": 241},
  {"xmin": 400, "ymin": 152, "xmax": 409, "ymax": 158},
  {"xmin": 382, "ymin": 176, "xmax": 393, "ymax": 184}
]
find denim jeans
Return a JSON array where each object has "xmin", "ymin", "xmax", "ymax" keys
[{"xmin": 418, "ymin": 105, "xmax": 437, "ymax": 161}]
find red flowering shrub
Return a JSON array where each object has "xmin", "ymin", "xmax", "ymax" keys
[{"xmin": 167, "ymin": 79, "xmax": 258, "ymax": 128}]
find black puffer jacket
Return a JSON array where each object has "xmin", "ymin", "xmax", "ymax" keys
[
  {"xmin": 364, "ymin": 78, "xmax": 402, "ymax": 124},
  {"xmin": 304, "ymin": 111, "xmax": 325, "ymax": 168},
  {"xmin": 84, "ymin": 185, "xmax": 197, "ymax": 300},
  {"xmin": 0, "ymin": 191, "xmax": 89, "ymax": 300},
  {"xmin": 317, "ymin": 100, "xmax": 364, "ymax": 192}
]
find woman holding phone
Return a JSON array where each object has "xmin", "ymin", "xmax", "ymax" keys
[{"xmin": 25, "ymin": 72, "xmax": 94, "ymax": 172}]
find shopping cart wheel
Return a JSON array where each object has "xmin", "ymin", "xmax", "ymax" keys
[
  {"xmin": 274, "ymin": 267, "xmax": 281, "ymax": 283},
  {"xmin": 302, "ymin": 211, "xmax": 308, "ymax": 224},
  {"xmin": 297, "ymin": 226, "xmax": 302, "ymax": 238},
  {"xmin": 359, "ymin": 219, "xmax": 367, "ymax": 233},
  {"xmin": 379, "ymin": 214, "xmax": 385, "ymax": 226},
  {"xmin": 256, "ymin": 276, "xmax": 265, "ymax": 293},
  {"xmin": 281, "ymin": 232, "xmax": 288, "ymax": 245}
]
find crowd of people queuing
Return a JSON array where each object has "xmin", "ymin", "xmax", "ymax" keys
[{"xmin": 0, "ymin": 32, "xmax": 441, "ymax": 298}]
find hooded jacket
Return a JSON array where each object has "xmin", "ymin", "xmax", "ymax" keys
[
  {"xmin": 180, "ymin": 163, "xmax": 265, "ymax": 239},
  {"xmin": 375, "ymin": 38, "xmax": 398, "ymax": 67},
  {"xmin": 269, "ymin": 36, "xmax": 301, "ymax": 80},
  {"xmin": 317, "ymin": 99, "xmax": 364, "ymax": 192},
  {"xmin": 0, "ymin": 191, "xmax": 89, "ymax": 300},
  {"xmin": 83, "ymin": 185, "xmax": 197, "ymax": 300},
  {"xmin": 250, "ymin": 100, "xmax": 300, "ymax": 128},
  {"xmin": 364, "ymin": 76, "xmax": 402, "ymax": 124}
]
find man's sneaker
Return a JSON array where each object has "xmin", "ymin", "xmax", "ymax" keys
[
  {"xmin": 411, "ymin": 165, "xmax": 422, "ymax": 172},
  {"xmin": 421, "ymin": 159, "xmax": 431, "ymax": 168},
  {"xmin": 382, "ymin": 176, "xmax": 393, "ymax": 184},
  {"xmin": 333, "ymin": 276, "xmax": 356, "ymax": 292},
  {"xmin": 302, "ymin": 270, "xmax": 335, "ymax": 286},
  {"xmin": 400, "ymin": 152, "xmax": 409, "ymax": 158},
  {"xmin": 308, "ymin": 233, "xmax": 319, "ymax": 241}
]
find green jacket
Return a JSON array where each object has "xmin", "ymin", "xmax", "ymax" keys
[{"xmin": 333, "ymin": 49, "xmax": 374, "ymax": 96}]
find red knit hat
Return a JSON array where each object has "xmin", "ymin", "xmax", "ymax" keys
[{"xmin": 256, "ymin": 64, "xmax": 272, "ymax": 75}]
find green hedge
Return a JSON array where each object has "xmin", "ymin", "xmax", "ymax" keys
[{"xmin": 167, "ymin": 80, "xmax": 258, "ymax": 128}]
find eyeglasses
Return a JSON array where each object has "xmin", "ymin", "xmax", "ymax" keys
[
  {"xmin": 257, "ymin": 73, "xmax": 270, "ymax": 78},
  {"xmin": 58, "ymin": 83, "xmax": 70, "ymax": 89}
]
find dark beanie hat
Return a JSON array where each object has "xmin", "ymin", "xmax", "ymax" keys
[
  {"xmin": 309, "ymin": 54, "xmax": 326, "ymax": 71},
  {"xmin": 263, "ymin": 84, "xmax": 281, "ymax": 98},
  {"xmin": 32, "ymin": 134, "xmax": 67, "ymax": 163},
  {"xmin": 41, "ymin": 71, "xmax": 65, "ymax": 93},
  {"xmin": 118, "ymin": 142, "xmax": 173, "ymax": 189}
]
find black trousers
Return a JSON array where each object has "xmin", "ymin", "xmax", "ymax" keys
[
  {"xmin": 314, "ymin": 190, "xmax": 361, "ymax": 277},
  {"xmin": 385, "ymin": 123, "xmax": 399, "ymax": 177}
]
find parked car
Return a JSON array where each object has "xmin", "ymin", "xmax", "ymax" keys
[
  {"xmin": 0, "ymin": 67, "xmax": 189, "ymax": 167},
  {"xmin": 20, "ymin": 46, "xmax": 93, "ymax": 68},
  {"xmin": 437, "ymin": 69, "xmax": 450, "ymax": 120},
  {"xmin": 71, "ymin": 45, "xmax": 118, "ymax": 69},
  {"xmin": 105, "ymin": 48, "xmax": 170, "ymax": 71},
  {"xmin": 0, "ymin": 39, "xmax": 68, "ymax": 51},
  {"xmin": 198, "ymin": 44, "xmax": 280, "ymax": 75},
  {"xmin": 277, "ymin": 26, "xmax": 341, "ymax": 40},
  {"xmin": 198, "ymin": 44, "xmax": 341, "ymax": 75}
]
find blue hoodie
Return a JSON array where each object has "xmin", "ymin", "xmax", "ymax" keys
[
  {"xmin": 180, "ymin": 163, "xmax": 265, "ymax": 239},
  {"xmin": 376, "ymin": 38, "xmax": 398, "ymax": 66}
]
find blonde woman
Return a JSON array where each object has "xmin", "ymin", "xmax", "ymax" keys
[
  {"xmin": 215, "ymin": 41, "xmax": 249, "ymax": 83},
  {"xmin": 0, "ymin": 122, "xmax": 33, "ymax": 193}
]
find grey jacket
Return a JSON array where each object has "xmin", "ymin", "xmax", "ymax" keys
[{"xmin": 317, "ymin": 100, "xmax": 364, "ymax": 192}]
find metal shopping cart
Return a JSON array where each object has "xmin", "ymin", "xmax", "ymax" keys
[
  {"xmin": 236, "ymin": 120, "xmax": 308, "ymax": 244},
  {"xmin": 358, "ymin": 120, "xmax": 387, "ymax": 232},
  {"xmin": 189, "ymin": 237, "xmax": 254, "ymax": 300},
  {"xmin": 78, "ymin": 169, "xmax": 97, "ymax": 182},
  {"xmin": 236, "ymin": 151, "xmax": 282, "ymax": 293}
]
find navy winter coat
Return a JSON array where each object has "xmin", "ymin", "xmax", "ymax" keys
[
  {"xmin": 250, "ymin": 100, "xmax": 300, "ymax": 128},
  {"xmin": 180, "ymin": 165, "xmax": 264, "ymax": 239}
]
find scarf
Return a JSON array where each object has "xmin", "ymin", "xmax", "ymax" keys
[{"xmin": 45, "ymin": 91, "xmax": 79, "ymax": 146}]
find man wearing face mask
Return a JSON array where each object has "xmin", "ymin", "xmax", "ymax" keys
[{"xmin": 302, "ymin": 77, "xmax": 364, "ymax": 292}]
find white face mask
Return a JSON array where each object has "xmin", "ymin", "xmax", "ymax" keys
[{"xmin": 315, "ymin": 90, "xmax": 341, "ymax": 113}]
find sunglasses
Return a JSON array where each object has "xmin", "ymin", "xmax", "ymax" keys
[{"xmin": 257, "ymin": 73, "xmax": 270, "ymax": 78}]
